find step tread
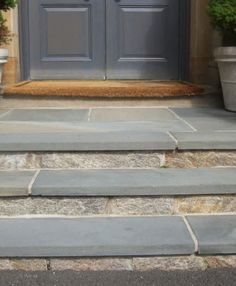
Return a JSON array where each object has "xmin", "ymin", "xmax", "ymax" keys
[
  {"xmin": 0, "ymin": 216, "xmax": 195, "ymax": 257},
  {"xmin": 0, "ymin": 131, "xmax": 176, "ymax": 151},
  {"xmin": 187, "ymin": 215, "xmax": 236, "ymax": 255},
  {"xmin": 1, "ymin": 168, "xmax": 236, "ymax": 197},
  {"xmin": 0, "ymin": 107, "xmax": 236, "ymax": 151},
  {"xmin": 32, "ymin": 168, "xmax": 236, "ymax": 197},
  {"xmin": 172, "ymin": 132, "xmax": 236, "ymax": 150},
  {"xmin": 0, "ymin": 171, "xmax": 36, "ymax": 197},
  {"xmin": 0, "ymin": 215, "xmax": 235, "ymax": 257}
]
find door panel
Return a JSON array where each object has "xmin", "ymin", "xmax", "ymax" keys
[
  {"xmin": 106, "ymin": 0, "xmax": 180, "ymax": 79},
  {"xmin": 29, "ymin": 0, "xmax": 105, "ymax": 79}
]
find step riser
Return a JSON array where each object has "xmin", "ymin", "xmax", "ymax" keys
[
  {"xmin": 1, "ymin": 151, "xmax": 236, "ymax": 170},
  {"xmin": 1, "ymin": 256, "xmax": 236, "ymax": 272},
  {"xmin": 0, "ymin": 196, "xmax": 235, "ymax": 216}
]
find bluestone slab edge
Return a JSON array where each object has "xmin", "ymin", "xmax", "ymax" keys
[
  {"xmin": 0, "ymin": 109, "xmax": 90, "ymax": 122},
  {"xmin": 0, "ymin": 132, "xmax": 176, "ymax": 151},
  {"xmin": 0, "ymin": 216, "xmax": 195, "ymax": 257},
  {"xmin": 0, "ymin": 171, "xmax": 36, "ymax": 197},
  {"xmin": 172, "ymin": 132, "xmax": 236, "ymax": 150},
  {"xmin": 187, "ymin": 215, "xmax": 236, "ymax": 255},
  {"xmin": 32, "ymin": 168, "xmax": 236, "ymax": 196}
]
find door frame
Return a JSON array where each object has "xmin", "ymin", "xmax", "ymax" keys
[{"xmin": 19, "ymin": 0, "xmax": 190, "ymax": 81}]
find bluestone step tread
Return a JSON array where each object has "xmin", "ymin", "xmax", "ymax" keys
[
  {"xmin": 0, "ymin": 109, "xmax": 90, "ymax": 122},
  {"xmin": 0, "ymin": 110, "xmax": 10, "ymax": 118},
  {"xmin": 187, "ymin": 215, "xmax": 236, "ymax": 255},
  {"xmin": 32, "ymin": 168, "xmax": 236, "ymax": 197},
  {"xmin": 171, "ymin": 107, "xmax": 236, "ymax": 118},
  {"xmin": 90, "ymin": 108, "xmax": 178, "ymax": 121},
  {"xmin": 0, "ymin": 171, "xmax": 36, "ymax": 197},
  {"xmin": 0, "ymin": 132, "xmax": 176, "ymax": 151},
  {"xmin": 0, "ymin": 216, "xmax": 194, "ymax": 257},
  {"xmin": 172, "ymin": 132, "xmax": 236, "ymax": 150}
]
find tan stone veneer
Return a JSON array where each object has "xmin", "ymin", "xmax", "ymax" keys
[
  {"xmin": 0, "ymin": 151, "xmax": 236, "ymax": 170},
  {"xmin": 2, "ymin": 0, "xmax": 220, "ymax": 86},
  {"xmin": 0, "ymin": 256, "xmax": 236, "ymax": 271}
]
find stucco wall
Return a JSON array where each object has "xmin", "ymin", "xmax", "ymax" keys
[{"xmin": 2, "ymin": 0, "xmax": 221, "ymax": 85}]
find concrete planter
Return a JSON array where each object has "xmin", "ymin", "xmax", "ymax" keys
[
  {"xmin": 214, "ymin": 47, "xmax": 236, "ymax": 112},
  {"xmin": 0, "ymin": 48, "xmax": 8, "ymax": 85}
]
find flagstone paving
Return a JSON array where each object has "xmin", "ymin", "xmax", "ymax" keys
[
  {"xmin": 171, "ymin": 108, "xmax": 236, "ymax": 131},
  {"xmin": 0, "ymin": 107, "xmax": 235, "ymax": 151}
]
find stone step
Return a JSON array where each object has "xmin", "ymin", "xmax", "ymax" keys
[
  {"xmin": 0, "ymin": 216, "xmax": 195, "ymax": 257},
  {"xmin": 0, "ymin": 107, "xmax": 236, "ymax": 151},
  {"xmin": 0, "ymin": 215, "xmax": 235, "ymax": 257},
  {"xmin": 0, "ymin": 131, "xmax": 235, "ymax": 151},
  {"xmin": 1, "ymin": 168, "xmax": 236, "ymax": 197},
  {"xmin": 0, "ymin": 132, "xmax": 176, "ymax": 152}
]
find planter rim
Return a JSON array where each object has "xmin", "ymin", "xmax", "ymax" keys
[
  {"xmin": 0, "ymin": 48, "xmax": 8, "ymax": 52},
  {"xmin": 214, "ymin": 46, "xmax": 236, "ymax": 57},
  {"xmin": 0, "ymin": 48, "xmax": 9, "ymax": 59}
]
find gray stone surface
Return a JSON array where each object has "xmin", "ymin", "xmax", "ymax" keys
[
  {"xmin": 0, "ymin": 171, "xmax": 35, "ymax": 196},
  {"xmin": 0, "ymin": 216, "xmax": 194, "ymax": 257},
  {"xmin": 172, "ymin": 108, "xmax": 236, "ymax": 119},
  {"xmin": 0, "ymin": 132, "xmax": 176, "ymax": 151},
  {"xmin": 171, "ymin": 108, "xmax": 236, "ymax": 131},
  {"xmin": 0, "ymin": 153, "xmax": 42, "ymax": 170},
  {"xmin": 90, "ymin": 108, "xmax": 178, "ymax": 121},
  {"xmin": 109, "ymin": 198, "xmax": 175, "ymax": 215},
  {"xmin": 133, "ymin": 256, "xmax": 207, "ymax": 271},
  {"xmin": 0, "ymin": 107, "xmax": 235, "ymax": 151},
  {"xmin": 0, "ymin": 198, "xmax": 107, "ymax": 216},
  {"xmin": 32, "ymin": 168, "xmax": 236, "ymax": 197},
  {"xmin": 0, "ymin": 152, "xmax": 164, "ymax": 170},
  {"xmin": 187, "ymin": 215, "xmax": 236, "ymax": 255},
  {"xmin": 0, "ymin": 110, "xmax": 9, "ymax": 118},
  {"xmin": 172, "ymin": 132, "xmax": 236, "ymax": 150},
  {"xmin": 0, "ymin": 121, "xmax": 191, "ymax": 133},
  {"xmin": 50, "ymin": 258, "xmax": 133, "ymax": 271},
  {"xmin": 0, "ymin": 109, "xmax": 89, "ymax": 122}
]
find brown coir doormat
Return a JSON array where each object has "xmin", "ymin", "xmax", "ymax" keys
[{"xmin": 4, "ymin": 80, "xmax": 204, "ymax": 98}]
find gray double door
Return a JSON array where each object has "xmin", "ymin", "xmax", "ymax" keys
[{"xmin": 28, "ymin": 0, "xmax": 180, "ymax": 80}]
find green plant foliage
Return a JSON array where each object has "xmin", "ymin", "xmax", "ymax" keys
[
  {"xmin": 0, "ymin": 0, "xmax": 18, "ymax": 11},
  {"xmin": 0, "ymin": 18, "xmax": 11, "ymax": 46},
  {"xmin": 0, "ymin": 0, "xmax": 17, "ymax": 46},
  {"xmin": 208, "ymin": 0, "xmax": 236, "ymax": 44}
]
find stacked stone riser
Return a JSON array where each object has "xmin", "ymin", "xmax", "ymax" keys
[
  {"xmin": 0, "ymin": 151, "xmax": 236, "ymax": 217},
  {"xmin": 0, "ymin": 150, "xmax": 235, "ymax": 270}
]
